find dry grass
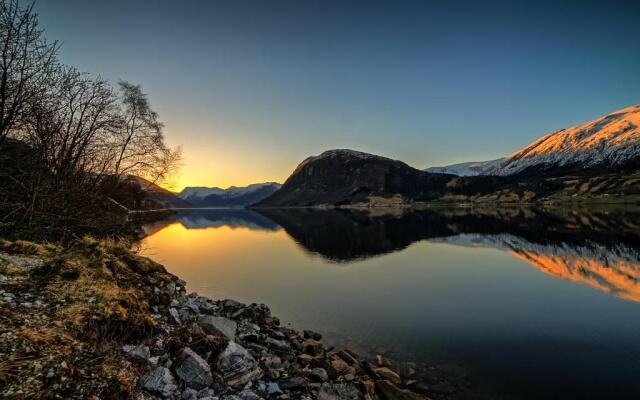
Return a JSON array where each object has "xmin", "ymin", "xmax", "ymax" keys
[{"xmin": 0, "ymin": 236, "xmax": 174, "ymax": 398}]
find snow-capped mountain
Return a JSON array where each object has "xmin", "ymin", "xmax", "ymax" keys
[
  {"xmin": 178, "ymin": 182, "xmax": 281, "ymax": 207},
  {"xmin": 427, "ymin": 104, "xmax": 640, "ymax": 176},
  {"xmin": 490, "ymin": 104, "xmax": 640, "ymax": 175},
  {"xmin": 425, "ymin": 158, "xmax": 504, "ymax": 176},
  {"xmin": 178, "ymin": 186, "xmax": 226, "ymax": 199}
]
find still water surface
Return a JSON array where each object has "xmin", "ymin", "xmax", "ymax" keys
[{"xmin": 140, "ymin": 207, "xmax": 640, "ymax": 399}]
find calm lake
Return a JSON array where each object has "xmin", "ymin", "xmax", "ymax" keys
[{"xmin": 140, "ymin": 206, "xmax": 640, "ymax": 399}]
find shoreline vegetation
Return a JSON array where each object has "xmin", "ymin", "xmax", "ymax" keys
[{"xmin": 0, "ymin": 233, "xmax": 456, "ymax": 400}]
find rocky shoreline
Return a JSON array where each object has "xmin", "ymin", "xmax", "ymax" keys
[
  {"xmin": 0, "ymin": 238, "xmax": 458, "ymax": 400},
  {"xmin": 134, "ymin": 283, "xmax": 430, "ymax": 400}
]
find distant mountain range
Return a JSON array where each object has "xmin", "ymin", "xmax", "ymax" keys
[
  {"xmin": 129, "ymin": 178, "xmax": 281, "ymax": 209},
  {"xmin": 177, "ymin": 182, "xmax": 281, "ymax": 207},
  {"xmin": 425, "ymin": 158, "xmax": 504, "ymax": 176},
  {"xmin": 257, "ymin": 105, "xmax": 640, "ymax": 207}
]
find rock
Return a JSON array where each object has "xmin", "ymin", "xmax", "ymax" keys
[
  {"xmin": 262, "ymin": 355, "xmax": 282, "ymax": 370},
  {"xmin": 123, "ymin": 344, "xmax": 150, "ymax": 361},
  {"xmin": 238, "ymin": 389, "xmax": 261, "ymax": 400},
  {"xmin": 337, "ymin": 350, "xmax": 360, "ymax": 366},
  {"xmin": 373, "ymin": 367, "xmax": 402, "ymax": 385},
  {"xmin": 301, "ymin": 339, "xmax": 324, "ymax": 356},
  {"xmin": 297, "ymin": 354, "xmax": 314, "ymax": 366},
  {"xmin": 264, "ymin": 337, "xmax": 291, "ymax": 352},
  {"xmin": 179, "ymin": 308, "xmax": 192, "ymax": 322},
  {"xmin": 303, "ymin": 330, "xmax": 322, "ymax": 341},
  {"xmin": 169, "ymin": 307, "xmax": 181, "ymax": 324},
  {"xmin": 223, "ymin": 299, "xmax": 243, "ymax": 309},
  {"xmin": 175, "ymin": 347, "xmax": 214, "ymax": 389},
  {"xmin": 265, "ymin": 382, "xmax": 283, "ymax": 396},
  {"xmin": 317, "ymin": 382, "xmax": 360, "ymax": 400},
  {"xmin": 279, "ymin": 375, "xmax": 306, "ymax": 389},
  {"xmin": 376, "ymin": 380, "xmax": 430, "ymax": 400},
  {"xmin": 140, "ymin": 367, "xmax": 178, "ymax": 398},
  {"xmin": 198, "ymin": 315, "xmax": 237, "ymax": 340},
  {"xmin": 376, "ymin": 354, "xmax": 392, "ymax": 367},
  {"xmin": 328, "ymin": 354, "xmax": 355, "ymax": 377},
  {"xmin": 308, "ymin": 368, "xmax": 329, "ymax": 382},
  {"xmin": 181, "ymin": 387, "xmax": 198, "ymax": 400},
  {"xmin": 217, "ymin": 341, "xmax": 262, "ymax": 387},
  {"xmin": 184, "ymin": 297, "xmax": 200, "ymax": 313},
  {"xmin": 198, "ymin": 388, "xmax": 216, "ymax": 399},
  {"xmin": 199, "ymin": 302, "xmax": 218, "ymax": 315},
  {"xmin": 197, "ymin": 388, "xmax": 217, "ymax": 398}
]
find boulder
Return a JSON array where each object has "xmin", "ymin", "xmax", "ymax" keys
[
  {"xmin": 308, "ymin": 367, "xmax": 329, "ymax": 382},
  {"xmin": 139, "ymin": 367, "xmax": 178, "ymax": 398},
  {"xmin": 175, "ymin": 347, "xmax": 213, "ymax": 389},
  {"xmin": 328, "ymin": 354, "xmax": 356, "ymax": 377},
  {"xmin": 302, "ymin": 339, "xmax": 324, "ymax": 356},
  {"xmin": 264, "ymin": 337, "xmax": 291, "ymax": 352},
  {"xmin": 303, "ymin": 330, "xmax": 322, "ymax": 340},
  {"xmin": 279, "ymin": 375, "xmax": 306, "ymax": 389},
  {"xmin": 217, "ymin": 341, "xmax": 262, "ymax": 387},
  {"xmin": 373, "ymin": 367, "xmax": 402, "ymax": 385},
  {"xmin": 168, "ymin": 307, "xmax": 181, "ymax": 324},
  {"xmin": 198, "ymin": 315, "xmax": 237, "ymax": 340}
]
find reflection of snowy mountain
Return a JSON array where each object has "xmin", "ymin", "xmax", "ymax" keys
[
  {"xmin": 160, "ymin": 209, "xmax": 281, "ymax": 232},
  {"xmin": 433, "ymin": 233, "xmax": 640, "ymax": 302}
]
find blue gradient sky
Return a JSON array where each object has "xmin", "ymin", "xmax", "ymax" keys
[{"xmin": 37, "ymin": 0, "xmax": 640, "ymax": 189}]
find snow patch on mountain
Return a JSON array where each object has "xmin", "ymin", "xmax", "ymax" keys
[{"xmin": 425, "ymin": 158, "xmax": 505, "ymax": 176}]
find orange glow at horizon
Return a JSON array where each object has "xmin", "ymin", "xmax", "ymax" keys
[{"xmin": 160, "ymin": 143, "xmax": 292, "ymax": 192}]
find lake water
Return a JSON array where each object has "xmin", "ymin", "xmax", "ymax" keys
[{"xmin": 140, "ymin": 206, "xmax": 640, "ymax": 399}]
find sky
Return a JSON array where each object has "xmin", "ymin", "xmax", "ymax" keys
[{"xmin": 36, "ymin": 0, "xmax": 640, "ymax": 191}]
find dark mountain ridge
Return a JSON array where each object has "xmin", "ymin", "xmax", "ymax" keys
[{"xmin": 254, "ymin": 149, "xmax": 464, "ymax": 207}]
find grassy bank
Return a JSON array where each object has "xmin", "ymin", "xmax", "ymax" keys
[{"xmin": 0, "ymin": 237, "xmax": 175, "ymax": 398}]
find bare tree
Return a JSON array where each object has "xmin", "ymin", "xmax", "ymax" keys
[
  {"xmin": 20, "ymin": 67, "xmax": 117, "ymax": 181},
  {"xmin": 0, "ymin": 0, "xmax": 59, "ymax": 146},
  {"xmin": 110, "ymin": 81, "xmax": 181, "ymax": 188}
]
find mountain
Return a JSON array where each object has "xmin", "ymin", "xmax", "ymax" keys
[
  {"xmin": 254, "ymin": 149, "xmax": 465, "ymax": 207},
  {"xmin": 489, "ymin": 105, "xmax": 640, "ymax": 176},
  {"xmin": 178, "ymin": 182, "xmax": 281, "ymax": 207},
  {"xmin": 127, "ymin": 176, "xmax": 193, "ymax": 208},
  {"xmin": 430, "ymin": 105, "xmax": 640, "ymax": 177},
  {"xmin": 425, "ymin": 158, "xmax": 504, "ymax": 176}
]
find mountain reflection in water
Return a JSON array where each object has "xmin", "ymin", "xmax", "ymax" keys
[
  {"xmin": 258, "ymin": 207, "xmax": 640, "ymax": 303},
  {"xmin": 145, "ymin": 206, "xmax": 640, "ymax": 304}
]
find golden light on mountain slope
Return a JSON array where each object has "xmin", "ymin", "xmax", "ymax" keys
[
  {"xmin": 511, "ymin": 105, "xmax": 640, "ymax": 158},
  {"xmin": 508, "ymin": 249, "xmax": 640, "ymax": 302}
]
